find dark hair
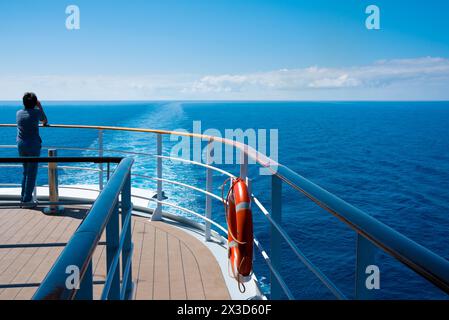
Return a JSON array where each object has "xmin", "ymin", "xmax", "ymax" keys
[{"xmin": 23, "ymin": 92, "xmax": 38, "ymax": 109}]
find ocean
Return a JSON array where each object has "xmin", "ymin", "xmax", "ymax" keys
[{"xmin": 1, "ymin": 101, "xmax": 449, "ymax": 299}]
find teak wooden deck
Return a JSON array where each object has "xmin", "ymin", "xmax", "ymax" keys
[{"xmin": 0, "ymin": 207, "xmax": 230, "ymax": 300}]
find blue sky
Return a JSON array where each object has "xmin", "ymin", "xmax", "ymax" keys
[{"xmin": 0, "ymin": 0, "xmax": 449, "ymax": 100}]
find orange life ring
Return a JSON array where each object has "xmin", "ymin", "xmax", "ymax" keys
[{"xmin": 225, "ymin": 178, "xmax": 254, "ymax": 289}]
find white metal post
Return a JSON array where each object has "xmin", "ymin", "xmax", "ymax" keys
[
  {"xmin": 241, "ymin": 148, "xmax": 253, "ymax": 259},
  {"xmin": 240, "ymin": 146, "xmax": 248, "ymax": 180},
  {"xmin": 152, "ymin": 133, "xmax": 163, "ymax": 221},
  {"xmin": 205, "ymin": 139, "xmax": 213, "ymax": 241},
  {"xmin": 98, "ymin": 129, "xmax": 104, "ymax": 190}
]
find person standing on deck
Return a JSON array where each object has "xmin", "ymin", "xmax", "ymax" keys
[{"xmin": 16, "ymin": 93, "xmax": 49, "ymax": 207}]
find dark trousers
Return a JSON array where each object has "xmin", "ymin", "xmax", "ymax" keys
[{"xmin": 18, "ymin": 143, "xmax": 41, "ymax": 202}]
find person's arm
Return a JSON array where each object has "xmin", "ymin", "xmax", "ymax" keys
[{"xmin": 36, "ymin": 100, "xmax": 49, "ymax": 126}]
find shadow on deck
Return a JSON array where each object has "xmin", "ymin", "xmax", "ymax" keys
[{"xmin": 0, "ymin": 207, "xmax": 230, "ymax": 300}]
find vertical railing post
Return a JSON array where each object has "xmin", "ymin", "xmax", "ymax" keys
[
  {"xmin": 121, "ymin": 173, "xmax": 133, "ymax": 299},
  {"xmin": 98, "ymin": 129, "xmax": 104, "ymax": 190},
  {"xmin": 152, "ymin": 133, "xmax": 163, "ymax": 221},
  {"xmin": 270, "ymin": 174, "xmax": 283, "ymax": 299},
  {"xmin": 44, "ymin": 149, "xmax": 64, "ymax": 214},
  {"xmin": 105, "ymin": 202, "xmax": 120, "ymax": 300},
  {"xmin": 32, "ymin": 186, "xmax": 37, "ymax": 202},
  {"xmin": 75, "ymin": 260, "xmax": 93, "ymax": 300},
  {"xmin": 355, "ymin": 233, "xmax": 378, "ymax": 300},
  {"xmin": 205, "ymin": 139, "xmax": 214, "ymax": 241},
  {"xmin": 240, "ymin": 146, "xmax": 248, "ymax": 180}
]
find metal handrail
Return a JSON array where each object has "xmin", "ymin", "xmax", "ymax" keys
[
  {"xmin": 0, "ymin": 123, "xmax": 277, "ymax": 169},
  {"xmin": 31, "ymin": 157, "xmax": 134, "ymax": 300},
  {"xmin": 275, "ymin": 164, "xmax": 449, "ymax": 294},
  {"xmin": 0, "ymin": 164, "xmax": 101, "ymax": 171},
  {"xmin": 1, "ymin": 123, "xmax": 449, "ymax": 299},
  {"xmin": 0, "ymin": 144, "xmax": 155, "ymax": 158},
  {"xmin": 0, "ymin": 156, "xmax": 122, "ymax": 164},
  {"xmin": 0, "ymin": 157, "xmax": 338, "ymax": 298}
]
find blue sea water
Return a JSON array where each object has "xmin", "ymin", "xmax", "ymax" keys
[{"xmin": 1, "ymin": 101, "xmax": 449, "ymax": 299}]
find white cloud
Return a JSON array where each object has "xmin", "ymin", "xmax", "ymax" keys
[
  {"xmin": 0, "ymin": 57, "xmax": 448, "ymax": 100},
  {"xmin": 187, "ymin": 57, "xmax": 449, "ymax": 93},
  {"xmin": 308, "ymin": 74, "xmax": 360, "ymax": 88},
  {"xmin": 0, "ymin": 74, "xmax": 193, "ymax": 101}
]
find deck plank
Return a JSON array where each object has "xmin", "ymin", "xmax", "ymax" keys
[
  {"xmin": 0, "ymin": 216, "xmax": 69, "ymax": 299},
  {"xmin": 167, "ymin": 235, "xmax": 187, "ymax": 299},
  {"xmin": 180, "ymin": 242, "xmax": 206, "ymax": 299},
  {"xmin": 0, "ymin": 208, "xmax": 85, "ymax": 299},
  {"xmin": 13, "ymin": 218, "xmax": 80, "ymax": 299},
  {"xmin": 153, "ymin": 227, "xmax": 170, "ymax": 299},
  {"xmin": 0, "ymin": 213, "xmax": 53, "ymax": 276},
  {"xmin": 148, "ymin": 221, "xmax": 230, "ymax": 300},
  {"xmin": 0, "ymin": 209, "xmax": 230, "ymax": 300},
  {"xmin": 0, "ymin": 210, "xmax": 81, "ymax": 299},
  {"xmin": 134, "ymin": 220, "xmax": 155, "ymax": 300},
  {"xmin": 16, "ymin": 219, "xmax": 80, "ymax": 300},
  {"xmin": 0, "ymin": 210, "xmax": 39, "ymax": 245},
  {"xmin": 129, "ymin": 219, "xmax": 144, "ymax": 299}
]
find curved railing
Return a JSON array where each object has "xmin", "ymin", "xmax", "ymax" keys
[
  {"xmin": 31, "ymin": 157, "xmax": 134, "ymax": 300},
  {"xmin": 1, "ymin": 123, "xmax": 449, "ymax": 299}
]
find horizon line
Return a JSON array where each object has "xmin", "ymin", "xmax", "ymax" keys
[{"xmin": 1, "ymin": 99, "xmax": 449, "ymax": 103}]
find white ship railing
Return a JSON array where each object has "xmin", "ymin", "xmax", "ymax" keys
[{"xmin": 1, "ymin": 123, "xmax": 449, "ymax": 300}]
